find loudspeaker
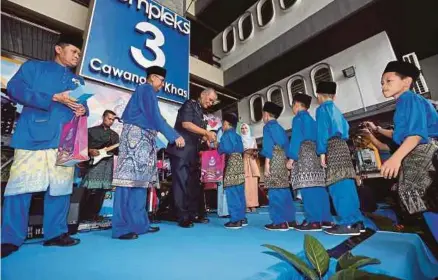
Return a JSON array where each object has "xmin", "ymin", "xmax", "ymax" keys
[{"xmin": 26, "ymin": 187, "xmax": 85, "ymax": 239}]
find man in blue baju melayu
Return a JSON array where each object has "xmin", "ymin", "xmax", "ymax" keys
[{"xmin": 2, "ymin": 35, "xmax": 88, "ymax": 258}]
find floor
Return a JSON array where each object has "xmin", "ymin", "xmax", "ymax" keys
[{"xmin": 2, "ymin": 210, "xmax": 438, "ymax": 280}]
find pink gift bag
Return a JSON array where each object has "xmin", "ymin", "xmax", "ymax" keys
[
  {"xmin": 56, "ymin": 116, "xmax": 89, "ymax": 167},
  {"xmin": 201, "ymin": 150, "xmax": 225, "ymax": 183}
]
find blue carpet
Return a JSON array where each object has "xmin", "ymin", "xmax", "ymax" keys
[{"xmin": 2, "ymin": 210, "xmax": 437, "ymax": 280}]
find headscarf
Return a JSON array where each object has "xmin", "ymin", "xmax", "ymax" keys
[{"xmin": 238, "ymin": 122, "xmax": 256, "ymax": 149}]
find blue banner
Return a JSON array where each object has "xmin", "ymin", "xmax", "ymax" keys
[{"xmin": 79, "ymin": 0, "xmax": 190, "ymax": 104}]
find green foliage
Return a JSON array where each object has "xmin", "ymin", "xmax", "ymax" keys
[
  {"xmin": 304, "ymin": 235, "xmax": 330, "ymax": 277},
  {"xmin": 263, "ymin": 234, "xmax": 401, "ymax": 280},
  {"xmin": 337, "ymin": 251, "xmax": 380, "ymax": 270},
  {"xmin": 262, "ymin": 244, "xmax": 319, "ymax": 280}
]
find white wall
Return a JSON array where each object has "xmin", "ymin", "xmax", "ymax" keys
[
  {"xmin": 8, "ymin": 0, "xmax": 89, "ymax": 30},
  {"xmin": 190, "ymin": 56, "xmax": 224, "ymax": 86},
  {"xmin": 238, "ymin": 32, "xmax": 397, "ymax": 139},
  {"xmin": 420, "ymin": 54, "xmax": 438, "ymax": 101},
  {"xmin": 212, "ymin": 0, "xmax": 333, "ymax": 70}
]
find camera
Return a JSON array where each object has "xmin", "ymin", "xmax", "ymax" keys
[{"xmin": 358, "ymin": 123, "xmax": 367, "ymax": 129}]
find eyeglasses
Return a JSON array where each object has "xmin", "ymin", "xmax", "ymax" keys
[{"xmin": 154, "ymin": 75, "xmax": 165, "ymax": 83}]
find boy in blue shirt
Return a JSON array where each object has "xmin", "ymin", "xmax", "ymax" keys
[
  {"xmin": 218, "ymin": 113, "xmax": 247, "ymax": 229},
  {"xmin": 287, "ymin": 94, "xmax": 332, "ymax": 231},
  {"xmin": 380, "ymin": 61, "xmax": 438, "ymax": 242},
  {"xmin": 261, "ymin": 102, "xmax": 296, "ymax": 231},
  {"xmin": 315, "ymin": 81, "xmax": 364, "ymax": 236}
]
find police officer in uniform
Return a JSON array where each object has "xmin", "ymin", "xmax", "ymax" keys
[{"xmin": 166, "ymin": 88, "xmax": 218, "ymax": 228}]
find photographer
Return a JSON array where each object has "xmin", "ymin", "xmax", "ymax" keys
[{"xmin": 359, "ymin": 122, "xmax": 398, "ymax": 162}]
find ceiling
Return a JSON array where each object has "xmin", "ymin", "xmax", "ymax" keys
[
  {"xmin": 222, "ymin": 0, "xmax": 438, "ymax": 96},
  {"xmin": 194, "ymin": 0, "xmax": 259, "ymax": 34}
]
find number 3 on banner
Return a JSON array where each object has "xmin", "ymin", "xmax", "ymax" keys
[{"xmin": 131, "ymin": 22, "xmax": 166, "ymax": 69}]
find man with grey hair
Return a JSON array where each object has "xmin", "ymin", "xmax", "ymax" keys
[{"xmin": 167, "ymin": 88, "xmax": 218, "ymax": 228}]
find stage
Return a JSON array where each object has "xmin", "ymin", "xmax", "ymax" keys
[{"xmin": 2, "ymin": 210, "xmax": 438, "ymax": 280}]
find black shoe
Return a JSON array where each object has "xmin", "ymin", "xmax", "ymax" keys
[
  {"xmin": 353, "ymin": 221, "xmax": 366, "ymax": 233},
  {"xmin": 321, "ymin": 221, "xmax": 335, "ymax": 229},
  {"xmin": 118, "ymin": 232, "xmax": 139, "ymax": 240},
  {"xmin": 287, "ymin": 221, "xmax": 299, "ymax": 229},
  {"xmin": 224, "ymin": 221, "xmax": 243, "ymax": 229},
  {"xmin": 265, "ymin": 222, "xmax": 289, "ymax": 231},
  {"xmin": 295, "ymin": 222, "xmax": 323, "ymax": 232},
  {"xmin": 148, "ymin": 226, "xmax": 160, "ymax": 233},
  {"xmin": 178, "ymin": 220, "xmax": 194, "ymax": 228},
  {"xmin": 192, "ymin": 216, "xmax": 210, "ymax": 224},
  {"xmin": 43, "ymin": 233, "xmax": 80, "ymax": 247},
  {"xmin": 1, "ymin": 243, "xmax": 19, "ymax": 258},
  {"xmin": 241, "ymin": 218, "xmax": 248, "ymax": 226}
]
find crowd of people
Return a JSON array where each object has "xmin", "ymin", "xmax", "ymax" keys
[{"xmin": 1, "ymin": 36, "xmax": 437, "ymax": 259}]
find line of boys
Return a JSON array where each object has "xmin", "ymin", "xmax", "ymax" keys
[
  {"xmin": 218, "ymin": 60, "xmax": 437, "ymax": 238},
  {"xmin": 218, "ymin": 81, "xmax": 364, "ymax": 235}
]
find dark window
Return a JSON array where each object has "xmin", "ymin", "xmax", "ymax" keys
[
  {"xmin": 258, "ymin": 0, "xmax": 274, "ymax": 27},
  {"xmin": 314, "ymin": 67, "xmax": 333, "ymax": 84},
  {"xmin": 289, "ymin": 78, "xmax": 305, "ymax": 97},
  {"xmin": 252, "ymin": 96, "xmax": 263, "ymax": 122},
  {"xmin": 269, "ymin": 87, "xmax": 284, "ymax": 108},
  {"xmin": 223, "ymin": 27, "xmax": 235, "ymax": 53},
  {"xmin": 280, "ymin": 0, "xmax": 298, "ymax": 10},
  {"xmin": 239, "ymin": 13, "xmax": 253, "ymax": 41}
]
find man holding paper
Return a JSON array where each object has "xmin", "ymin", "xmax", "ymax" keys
[{"xmin": 1, "ymin": 35, "xmax": 87, "ymax": 258}]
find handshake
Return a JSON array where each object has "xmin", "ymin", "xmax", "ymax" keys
[{"xmin": 175, "ymin": 130, "xmax": 216, "ymax": 149}]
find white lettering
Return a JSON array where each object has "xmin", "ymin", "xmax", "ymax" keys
[
  {"xmin": 182, "ymin": 22, "xmax": 190, "ymax": 35},
  {"xmin": 148, "ymin": 4, "xmax": 161, "ymax": 20},
  {"xmin": 162, "ymin": 11, "xmax": 174, "ymax": 26},
  {"xmin": 130, "ymin": 21, "xmax": 166, "ymax": 69},
  {"xmin": 112, "ymin": 67, "xmax": 124, "ymax": 78},
  {"xmin": 90, "ymin": 58, "xmax": 102, "ymax": 71},
  {"xmin": 102, "ymin": 64, "xmax": 111, "ymax": 75},
  {"xmin": 178, "ymin": 88, "xmax": 184, "ymax": 96},
  {"xmin": 88, "ymin": 58, "xmax": 188, "ymax": 100},
  {"xmin": 137, "ymin": 0, "xmax": 148, "ymax": 11},
  {"xmin": 119, "ymin": 0, "xmax": 190, "ymax": 35},
  {"xmin": 123, "ymin": 71, "xmax": 132, "ymax": 81},
  {"xmin": 164, "ymin": 82, "xmax": 171, "ymax": 92},
  {"xmin": 132, "ymin": 74, "xmax": 140, "ymax": 84}
]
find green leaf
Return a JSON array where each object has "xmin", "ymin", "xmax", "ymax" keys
[
  {"xmin": 338, "ymin": 251, "xmax": 381, "ymax": 270},
  {"xmin": 330, "ymin": 269, "xmax": 401, "ymax": 280},
  {"xmin": 329, "ymin": 268, "xmax": 358, "ymax": 280},
  {"xmin": 304, "ymin": 234, "xmax": 330, "ymax": 277},
  {"xmin": 262, "ymin": 244, "xmax": 319, "ymax": 280}
]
